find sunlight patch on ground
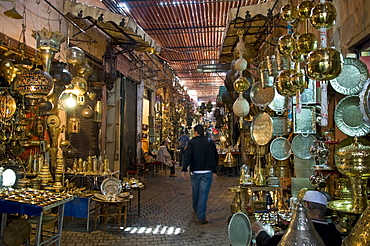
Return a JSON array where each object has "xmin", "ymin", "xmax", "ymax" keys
[{"xmin": 122, "ymin": 225, "xmax": 184, "ymax": 235}]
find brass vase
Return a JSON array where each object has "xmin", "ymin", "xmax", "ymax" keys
[
  {"xmin": 336, "ymin": 138, "xmax": 370, "ymax": 213},
  {"xmin": 342, "ymin": 205, "xmax": 370, "ymax": 246}
]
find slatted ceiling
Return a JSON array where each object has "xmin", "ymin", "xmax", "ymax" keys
[{"xmin": 107, "ymin": 0, "xmax": 275, "ymax": 102}]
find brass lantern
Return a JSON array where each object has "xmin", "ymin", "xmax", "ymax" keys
[
  {"xmin": 68, "ymin": 117, "xmax": 80, "ymax": 134},
  {"xmin": 13, "ymin": 69, "xmax": 54, "ymax": 98},
  {"xmin": 0, "ymin": 90, "xmax": 16, "ymax": 120}
]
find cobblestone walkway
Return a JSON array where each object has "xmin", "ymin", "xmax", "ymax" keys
[{"xmin": 61, "ymin": 168, "xmax": 237, "ymax": 246}]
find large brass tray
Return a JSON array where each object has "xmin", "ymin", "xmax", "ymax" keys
[
  {"xmin": 251, "ymin": 112, "xmax": 273, "ymax": 146},
  {"xmin": 334, "ymin": 95, "xmax": 370, "ymax": 137},
  {"xmin": 330, "ymin": 58, "xmax": 369, "ymax": 95},
  {"xmin": 327, "ymin": 199, "xmax": 370, "ymax": 214}
]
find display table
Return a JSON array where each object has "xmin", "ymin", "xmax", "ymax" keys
[
  {"xmin": 64, "ymin": 196, "xmax": 93, "ymax": 232},
  {"xmin": 0, "ymin": 197, "xmax": 73, "ymax": 246},
  {"xmin": 92, "ymin": 197, "xmax": 131, "ymax": 232}
]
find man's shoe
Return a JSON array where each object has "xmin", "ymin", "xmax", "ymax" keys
[
  {"xmin": 199, "ymin": 219, "xmax": 208, "ymax": 224},
  {"xmin": 169, "ymin": 174, "xmax": 177, "ymax": 177}
]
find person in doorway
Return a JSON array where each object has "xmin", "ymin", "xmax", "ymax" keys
[
  {"xmin": 156, "ymin": 139, "xmax": 176, "ymax": 177},
  {"xmin": 181, "ymin": 124, "xmax": 218, "ymax": 224},
  {"xmin": 252, "ymin": 190, "xmax": 342, "ymax": 246},
  {"xmin": 178, "ymin": 130, "xmax": 190, "ymax": 167}
]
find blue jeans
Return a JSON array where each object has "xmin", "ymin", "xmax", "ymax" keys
[{"xmin": 191, "ymin": 172, "xmax": 213, "ymax": 221}]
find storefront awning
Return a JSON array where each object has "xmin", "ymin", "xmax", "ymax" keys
[
  {"xmin": 219, "ymin": 1, "xmax": 286, "ymax": 64},
  {"xmin": 64, "ymin": 0, "xmax": 161, "ymax": 54}
]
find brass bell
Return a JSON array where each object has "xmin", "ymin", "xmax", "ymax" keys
[{"xmin": 279, "ymin": 200, "xmax": 325, "ymax": 246}]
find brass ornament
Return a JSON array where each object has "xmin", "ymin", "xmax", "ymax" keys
[
  {"xmin": 276, "ymin": 69, "xmax": 296, "ymax": 97},
  {"xmin": 297, "ymin": 0, "xmax": 314, "ymax": 20},
  {"xmin": 0, "ymin": 90, "xmax": 16, "ymax": 120},
  {"xmin": 280, "ymin": 3, "xmax": 297, "ymax": 22},
  {"xmin": 311, "ymin": 2, "xmax": 337, "ymax": 30},
  {"xmin": 306, "ymin": 48, "xmax": 343, "ymax": 81},
  {"xmin": 296, "ymin": 33, "xmax": 318, "ymax": 55},
  {"xmin": 233, "ymin": 76, "xmax": 250, "ymax": 92},
  {"xmin": 278, "ymin": 34, "xmax": 294, "ymax": 55}
]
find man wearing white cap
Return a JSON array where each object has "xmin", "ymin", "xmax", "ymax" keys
[{"xmin": 252, "ymin": 190, "xmax": 342, "ymax": 246}]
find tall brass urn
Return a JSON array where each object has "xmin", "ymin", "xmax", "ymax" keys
[{"xmin": 336, "ymin": 138, "xmax": 370, "ymax": 213}]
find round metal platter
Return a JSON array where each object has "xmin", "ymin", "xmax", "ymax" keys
[
  {"xmin": 359, "ymin": 79, "xmax": 370, "ymax": 123},
  {"xmin": 291, "ymin": 134, "xmax": 317, "ymax": 159},
  {"xmin": 334, "ymin": 95, "xmax": 370, "ymax": 137},
  {"xmin": 250, "ymin": 82, "xmax": 275, "ymax": 110},
  {"xmin": 270, "ymin": 137, "xmax": 291, "ymax": 160},
  {"xmin": 268, "ymin": 87, "xmax": 288, "ymax": 114},
  {"xmin": 228, "ymin": 212, "xmax": 252, "ymax": 246},
  {"xmin": 251, "ymin": 112, "xmax": 273, "ymax": 146},
  {"xmin": 330, "ymin": 58, "xmax": 369, "ymax": 95},
  {"xmin": 100, "ymin": 177, "xmax": 122, "ymax": 196}
]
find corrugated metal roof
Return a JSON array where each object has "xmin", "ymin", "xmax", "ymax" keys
[{"xmin": 104, "ymin": 0, "xmax": 277, "ymax": 102}]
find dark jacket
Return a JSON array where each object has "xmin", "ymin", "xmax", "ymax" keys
[
  {"xmin": 181, "ymin": 135, "xmax": 218, "ymax": 173},
  {"xmin": 256, "ymin": 219, "xmax": 342, "ymax": 246}
]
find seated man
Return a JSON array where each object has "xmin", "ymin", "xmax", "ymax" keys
[{"xmin": 252, "ymin": 191, "xmax": 342, "ymax": 246}]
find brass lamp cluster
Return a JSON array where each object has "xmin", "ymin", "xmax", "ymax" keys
[{"xmin": 272, "ymin": 0, "xmax": 342, "ymax": 99}]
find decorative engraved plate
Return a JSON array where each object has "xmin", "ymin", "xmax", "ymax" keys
[
  {"xmin": 270, "ymin": 137, "xmax": 291, "ymax": 160},
  {"xmin": 291, "ymin": 134, "xmax": 317, "ymax": 159},
  {"xmin": 335, "ymin": 95, "xmax": 370, "ymax": 137},
  {"xmin": 272, "ymin": 116, "xmax": 288, "ymax": 136},
  {"xmin": 251, "ymin": 112, "xmax": 273, "ymax": 146},
  {"xmin": 330, "ymin": 58, "xmax": 369, "ymax": 95},
  {"xmin": 293, "ymin": 106, "xmax": 316, "ymax": 134}
]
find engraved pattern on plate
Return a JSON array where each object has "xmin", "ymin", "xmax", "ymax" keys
[
  {"xmin": 359, "ymin": 79, "xmax": 370, "ymax": 123},
  {"xmin": 268, "ymin": 87, "xmax": 288, "ymax": 114},
  {"xmin": 250, "ymin": 82, "xmax": 275, "ymax": 110},
  {"xmin": 329, "ymin": 58, "xmax": 369, "ymax": 95},
  {"xmin": 293, "ymin": 79, "xmax": 316, "ymax": 104},
  {"xmin": 251, "ymin": 112, "xmax": 273, "ymax": 146},
  {"xmin": 335, "ymin": 95, "xmax": 370, "ymax": 137},
  {"xmin": 272, "ymin": 116, "xmax": 288, "ymax": 136},
  {"xmin": 293, "ymin": 106, "xmax": 316, "ymax": 134},
  {"xmin": 291, "ymin": 134, "xmax": 317, "ymax": 159},
  {"xmin": 270, "ymin": 137, "xmax": 291, "ymax": 160}
]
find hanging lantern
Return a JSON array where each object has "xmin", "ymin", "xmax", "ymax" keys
[
  {"xmin": 0, "ymin": 59, "xmax": 18, "ymax": 83},
  {"xmin": 13, "ymin": 69, "xmax": 54, "ymax": 98},
  {"xmin": 68, "ymin": 117, "xmax": 80, "ymax": 134},
  {"xmin": 76, "ymin": 59, "xmax": 92, "ymax": 80},
  {"xmin": 71, "ymin": 77, "xmax": 88, "ymax": 96},
  {"xmin": 66, "ymin": 46, "xmax": 85, "ymax": 66},
  {"xmin": 0, "ymin": 90, "xmax": 16, "ymax": 120},
  {"xmin": 103, "ymin": 45, "xmax": 117, "ymax": 91},
  {"xmin": 32, "ymin": 28, "xmax": 66, "ymax": 73},
  {"xmin": 77, "ymin": 95, "xmax": 85, "ymax": 105}
]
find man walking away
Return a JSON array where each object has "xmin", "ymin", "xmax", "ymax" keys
[{"xmin": 181, "ymin": 124, "xmax": 219, "ymax": 224}]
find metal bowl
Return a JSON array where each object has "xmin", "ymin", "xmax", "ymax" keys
[{"xmin": 306, "ymin": 48, "xmax": 343, "ymax": 81}]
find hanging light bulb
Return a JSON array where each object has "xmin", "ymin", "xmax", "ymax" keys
[{"xmin": 65, "ymin": 94, "xmax": 77, "ymax": 108}]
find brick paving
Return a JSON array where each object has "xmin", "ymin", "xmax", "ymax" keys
[{"xmin": 61, "ymin": 167, "xmax": 237, "ymax": 246}]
